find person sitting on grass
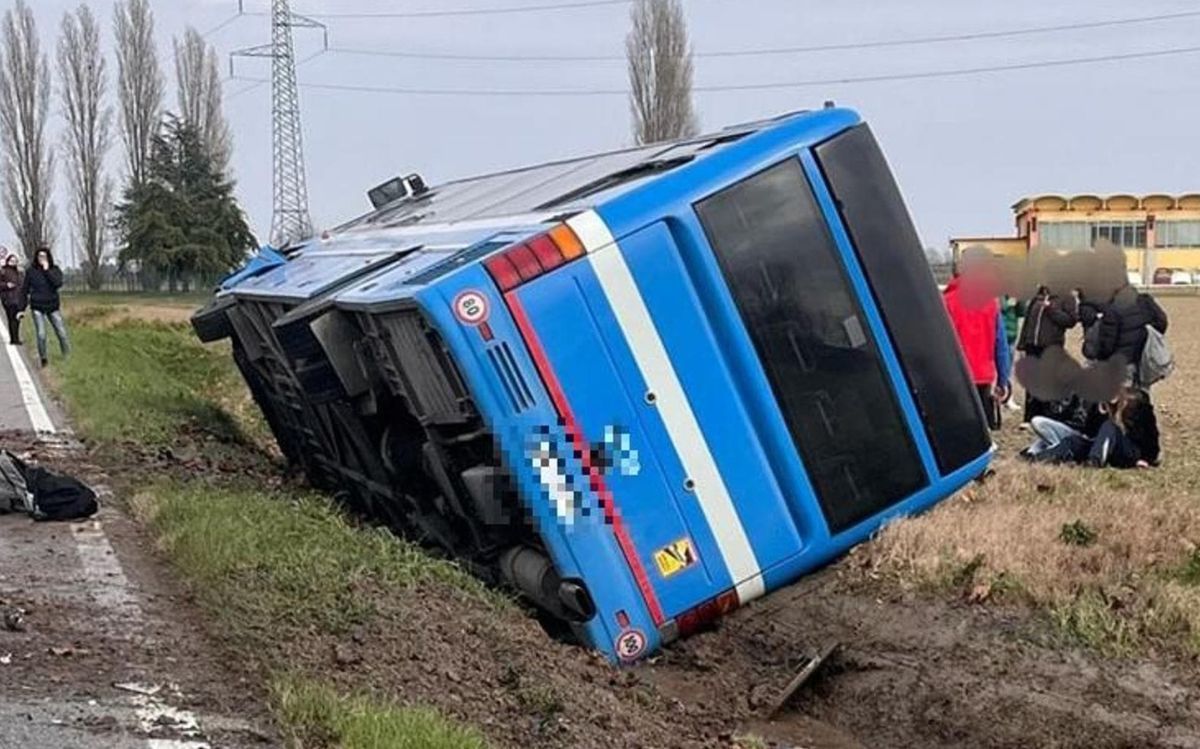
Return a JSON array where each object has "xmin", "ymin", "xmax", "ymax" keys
[
  {"xmin": 1021, "ymin": 386, "xmax": 1159, "ymax": 469},
  {"xmin": 20, "ymin": 246, "xmax": 70, "ymax": 367}
]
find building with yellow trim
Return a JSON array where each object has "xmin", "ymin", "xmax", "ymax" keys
[{"xmin": 951, "ymin": 193, "xmax": 1200, "ymax": 284}]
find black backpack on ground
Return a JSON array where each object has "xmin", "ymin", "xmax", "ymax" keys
[
  {"xmin": 25, "ymin": 466, "xmax": 98, "ymax": 521},
  {"xmin": 0, "ymin": 449, "xmax": 97, "ymax": 521}
]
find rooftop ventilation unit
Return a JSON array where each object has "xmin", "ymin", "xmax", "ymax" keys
[{"xmin": 368, "ymin": 173, "xmax": 429, "ymax": 209}]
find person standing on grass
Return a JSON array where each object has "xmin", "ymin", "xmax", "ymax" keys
[
  {"xmin": 1001, "ymin": 295, "xmax": 1024, "ymax": 411},
  {"xmin": 20, "ymin": 246, "xmax": 70, "ymax": 367},
  {"xmin": 1, "ymin": 250, "xmax": 24, "ymax": 346},
  {"xmin": 1016, "ymin": 284, "xmax": 1078, "ymax": 423},
  {"xmin": 1092, "ymin": 282, "xmax": 1168, "ymax": 388},
  {"xmin": 943, "ymin": 251, "xmax": 1011, "ymax": 431}
]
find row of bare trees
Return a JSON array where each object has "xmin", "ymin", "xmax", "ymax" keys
[{"xmin": 0, "ymin": 0, "xmax": 232, "ymax": 289}]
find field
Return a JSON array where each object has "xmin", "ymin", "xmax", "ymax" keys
[{"xmin": 37, "ymin": 292, "xmax": 1200, "ymax": 748}]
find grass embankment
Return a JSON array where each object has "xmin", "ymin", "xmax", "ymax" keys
[
  {"xmin": 862, "ymin": 296, "xmax": 1200, "ymax": 656},
  {"xmin": 45, "ymin": 297, "xmax": 491, "ymax": 748}
]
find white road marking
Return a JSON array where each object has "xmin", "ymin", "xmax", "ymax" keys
[
  {"xmin": 568, "ymin": 211, "xmax": 766, "ymax": 603},
  {"xmin": 0, "ymin": 314, "xmax": 55, "ymax": 433},
  {"xmin": 71, "ymin": 520, "xmax": 145, "ymax": 626},
  {"xmin": 70, "ymin": 488, "xmax": 210, "ymax": 748}
]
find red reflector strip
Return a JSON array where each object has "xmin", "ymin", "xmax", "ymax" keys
[
  {"xmin": 506, "ymin": 243, "xmax": 542, "ymax": 281},
  {"xmin": 484, "ymin": 255, "xmax": 521, "ymax": 291},
  {"xmin": 676, "ymin": 589, "xmax": 739, "ymax": 638},
  {"xmin": 504, "ymin": 291, "xmax": 665, "ymax": 627},
  {"xmin": 528, "ymin": 234, "xmax": 564, "ymax": 272},
  {"xmin": 478, "ymin": 321, "xmax": 494, "ymax": 342}
]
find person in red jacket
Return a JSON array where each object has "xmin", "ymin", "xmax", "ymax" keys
[{"xmin": 943, "ymin": 254, "xmax": 1011, "ymax": 430}]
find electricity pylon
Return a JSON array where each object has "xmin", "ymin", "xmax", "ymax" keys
[{"xmin": 231, "ymin": 0, "xmax": 326, "ymax": 248}]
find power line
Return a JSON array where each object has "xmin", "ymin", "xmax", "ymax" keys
[
  {"xmin": 324, "ymin": 8, "xmax": 1200, "ymax": 62},
  {"xmin": 228, "ymin": 43, "xmax": 1200, "ymax": 97},
  {"xmin": 226, "ymin": 49, "xmax": 326, "ymax": 101},
  {"xmin": 202, "ymin": 13, "xmax": 243, "ymax": 38},
  {"xmin": 247, "ymin": 0, "xmax": 630, "ymax": 20}
]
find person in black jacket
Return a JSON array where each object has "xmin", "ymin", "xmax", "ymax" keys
[
  {"xmin": 1089, "ymin": 386, "xmax": 1160, "ymax": 468},
  {"xmin": 1092, "ymin": 284, "xmax": 1168, "ymax": 386},
  {"xmin": 20, "ymin": 246, "xmax": 70, "ymax": 366},
  {"xmin": 1, "ymin": 251, "xmax": 23, "ymax": 345},
  {"xmin": 1016, "ymin": 285, "xmax": 1078, "ymax": 422}
]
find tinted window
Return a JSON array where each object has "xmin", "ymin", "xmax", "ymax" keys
[
  {"xmin": 815, "ymin": 124, "xmax": 990, "ymax": 474},
  {"xmin": 696, "ymin": 158, "xmax": 926, "ymax": 534}
]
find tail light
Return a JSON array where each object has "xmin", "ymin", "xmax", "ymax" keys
[
  {"xmin": 674, "ymin": 589, "xmax": 739, "ymax": 639},
  {"xmin": 485, "ymin": 223, "xmax": 586, "ymax": 292}
]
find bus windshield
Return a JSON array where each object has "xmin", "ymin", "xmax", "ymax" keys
[{"xmin": 695, "ymin": 158, "xmax": 926, "ymax": 535}]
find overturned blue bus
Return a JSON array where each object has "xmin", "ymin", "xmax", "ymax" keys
[{"xmin": 192, "ymin": 107, "xmax": 993, "ymax": 663}]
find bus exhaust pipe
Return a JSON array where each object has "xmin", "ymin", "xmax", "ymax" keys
[{"xmin": 499, "ymin": 546, "xmax": 594, "ymax": 623}]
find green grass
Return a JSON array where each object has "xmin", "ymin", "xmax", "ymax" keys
[
  {"xmin": 273, "ymin": 679, "xmax": 486, "ymax": 749},
  {"xmin": 54, "ymin": 318, "xmax": 246, "ymax": 445},
  {"xmin": 33, "ymin": 297, "xmax": 498, "ymax": 746},
  {"xmin": 1178, "ymin": 549, "xmax": 1200, "ymax": 586},
  {"xmin": 132, "ymin": 483, "xmax": 502, "ymax": 639},
  {"xmin": 62, "ymin": 290, "xmax": 212, "ymax": 308}
]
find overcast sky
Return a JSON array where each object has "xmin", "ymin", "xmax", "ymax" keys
[{"xmin": 11, "ymin": 0, "xmax": 1200, "ymax": 260}]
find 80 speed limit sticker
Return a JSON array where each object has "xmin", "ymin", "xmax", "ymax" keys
[
  {"xmin": 452, "ymin": 289, "xmax": 490, "ymax": 326},
  {"xmin": 614, "ymin": 629, "xmax": 647, "ymax": 662}
]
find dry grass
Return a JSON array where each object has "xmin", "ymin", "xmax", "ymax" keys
[{"xmin": 863, "ymin": 297, "xmax": 1200, "ymax": 654}]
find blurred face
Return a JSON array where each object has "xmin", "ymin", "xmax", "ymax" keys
[{"xmin": 35, "ymin": 250, "xmax": 48, "ymax": 265}]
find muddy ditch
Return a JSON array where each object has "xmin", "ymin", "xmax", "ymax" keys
[{"xmin": 21, "ymin": 424, "xmax": 1199, "ymax": 749}]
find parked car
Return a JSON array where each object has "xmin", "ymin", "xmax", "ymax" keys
[
  {"xmin": 1171, "ymin": 269, "xmax": 1194, "ymax": 285},
  {"xmin": 1126, "ymin": 270, "xmax": 1143, "ymax": 286}
]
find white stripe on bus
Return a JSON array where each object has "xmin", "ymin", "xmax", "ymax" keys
[{"xmin": 567, "ymin": 211, "xmax": 766, "ymax": 604}]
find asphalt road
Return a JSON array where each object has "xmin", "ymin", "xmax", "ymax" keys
[{"xmin": 0, "ymin": 318, "xmax": 270, "ymax": 748}]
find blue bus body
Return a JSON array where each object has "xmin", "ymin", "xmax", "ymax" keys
[{"xmin": 193, "ymin": 107, "xmax": 993, "ymax": 663}]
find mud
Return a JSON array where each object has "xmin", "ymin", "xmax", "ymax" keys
[
  {"xmin": 17, "ymin": 423, "xmax": 1199, "ymax": 748},
  {"xmin": 229, "ymin": 546, "xmax": 1200, "ymax": 749}
]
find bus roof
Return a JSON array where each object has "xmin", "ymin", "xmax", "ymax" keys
[
  {"xmin": 230, "ymin": 106, "xmax": 851, "ymax": 304},
  {"xmin": 328, "ymin": 108, "xmax": 815, "ymax": 239}
]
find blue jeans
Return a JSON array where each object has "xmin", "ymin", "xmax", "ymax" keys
[
  {"xmin": 1024, "ymin": 416, "xmax": 1093, "ymax": 463},
  {"xmin": 1089, "ymin": 420, "xmax": 1139, "ymax": 468},
  {"xmin": 1027, "ymin": 416, "xmax": 1083, "ymax": 455},
  {"xmin": 31, "ymin": 309, "xmax": 69, "ymax": 362}
]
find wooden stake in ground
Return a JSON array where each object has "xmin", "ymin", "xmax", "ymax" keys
[{"xmin": 768, "ymin": 642, "xmax": 841, "ymax": 718}]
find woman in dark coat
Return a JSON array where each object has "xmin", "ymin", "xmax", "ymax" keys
[
  {"xmin": 1016, "ymin": 285, "xmax": 1079, "ymax": 422},
  {"xmin": 1, "ymin": 251, "xmax": 23, "ymax": 345},
  {"xmin": 20, "ymin": 246, "xmax": 70, "ymax": 366},
  {"xmin": 1093, "ymin": 284, "xmax": 1168, "ymax": 386}
]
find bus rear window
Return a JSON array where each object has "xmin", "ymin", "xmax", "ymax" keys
[
  {"xmin": 695, "ymin": 159, "xmax": 926, "ymax": 535},
  {"xmin": 815, "ymin": 124, "xmax": 991, "ymax": 475}
]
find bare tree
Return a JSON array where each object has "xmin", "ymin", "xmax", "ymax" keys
[
  {"xmin": 114, "ymin": 0, "xmax": 162, "ymax": 187},
  {"xmin": 174, "ymin": 27, "xmax": 231, "ymax": 171},
  {"xmin": 0, "ymin": 0, "xmax": 55, "ymax": 259},
  {"xmin": 59, "ymin": 4, "xmax": 113, "ymax": 290},
  {"xmin": 626, "ymin": 0, "xmax": 698, "ymax": 145}
]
